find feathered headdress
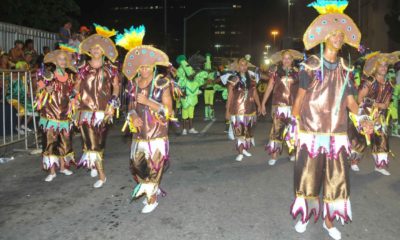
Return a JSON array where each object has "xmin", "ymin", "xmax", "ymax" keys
[
  {"xmin": 44, "ymin": 44, "xmax": 77, "ymax": 72},
  {"xmin": 79, "ymin": 23, "xmax": 118, "ymax": 62},
  {"xmin": 116, "ymin": 25, "xmax": 145, "ymax": 51},
  {"xmin": 116, "ymin": 25, "xmax": 169, "ymax": 80},
  {"xmin": 303, "ymin": 0, "xmax": 361, "ymax": 50}
]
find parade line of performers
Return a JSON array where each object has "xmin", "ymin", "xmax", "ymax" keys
[{"xmin": 32, "ymin": 0, "xmax": 400, "ymax": 239}]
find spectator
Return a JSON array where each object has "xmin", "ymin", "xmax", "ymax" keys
[
  {"xmin": 36, "ymin": 46, "xmax": 50, "ymax": 66},
  {"xmin": 68, "ymin": 33, "xmax": 81, "ymax": 49},
  {"xmin": 0, "ymin": 53, "xmax": 12, "ymax": 70},
  {"xmin": 24, "ymin": 39, "xmax": 38, "ymax": 65},
  {"xmin": 59, "ymin": 21, "xmax": 72, "ymax": 44},
  {"xmin": 79, "ymin": 25, "xmax": 90, "ymax": 40},
  {"xmin": 9, "ymin": 40, "xmax": 25, "ymax": 63}
]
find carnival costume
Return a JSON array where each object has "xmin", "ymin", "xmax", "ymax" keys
[
  {"xmin": 348, "ymin": 51, "xmax": 399, "ymax": 175},
  {"xmin": 76, "ymin": 24, "xmax": 120, "ymax": 179},
  {"xmin": 117, "ymin": 25, "xmax": 176, "ymax": 213}
]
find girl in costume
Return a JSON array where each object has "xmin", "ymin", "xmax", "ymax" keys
[
  {"xmin": 116, "ymin": 25, "xmax": 175, "ymax": 213},
  {"xmin": 224, "ymin": 58, "xmax": 260, "ymax": 162},
  {"xmin": 349, "ymin": 51, "xmax": 399, "ymax": 175},
  {"xmin": 290, "ymin": 1, "xmax": 373, "ymax": 239},
  {"xmin": 261, "ymin": 49, "xmax": 302, "ymax": 166},
  {"xmin": 75, "ymin": 24, "xmax": 120, "ymax": 188},
  {"xmin": 35, "ymin": 44, "xmax": 77, "ymax": 182}
]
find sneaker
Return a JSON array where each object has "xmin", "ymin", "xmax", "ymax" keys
[
  {"xmin": 323, "ymin": 221, "xmax": 341, "ymax": 240},
  {"xmin": 93, "ymin": 178, "xmax": 107, "ymax": 188},
  {"xmin": 350, "ymin": 164, "xmax": 360, "ymax": 172},
  {"xmin": 374, "ymin": 167, "xmax": 390, "ymax": 176},
  {"xmin": 268, "ymin": 159, "xmax": 277, "ymax": 166},
  {"xmin": 60, "ymin": 169, "xmax": 73, "ymax": 176},
  {"xmin": 242, "ymin": 150, "xmax": 252, "ymax": 157},
  {"xmin": 90, "ymin": 168, "xmax": 98, "ymax": 178},
  {"xmin": 188, "ymin": 128, "xmax": 199, "ymax": 134},
  {"xmin": 45, "ymin": 174, "xmax": 56, "ymax": 182},
  {"xmin": 204, "ymin": 118, "xmax": 210, "ymax": 121},
  {"xmin": 289, "ymin": 155, "xmax": 296, "ymax": 162},
  {"xmin": 141, "ymin": 201, "xmax": 159, "ymax": 213},
  {"xmin": 15, "ymin": 127, "xmax": 25, "ymax": 135},
  {"xmin": 182, "ymin": 129, "xmax": 187, "ymax": 135},
  {"xmin": 294, "ymin": 220, "xmax": 309, "ymax": 233},
  {"xmin": 235, "ymin": 154, "xmax": 244, "ymax": 162},
  {"xmin": 21, "ymin": 125, "xmax": 33, "ymax": 132}
]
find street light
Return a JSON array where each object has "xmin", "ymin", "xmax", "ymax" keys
[
  {"xmin": 271, "ymin": 30, "xmax": 279, "ymax": 46},
  {"xmin": 214, "ymin": 44, "xmax": 222, "ymax": 54},
  {"xmin": 183, "ymin": 7, "xmax": 232, "ymax": 55},
  {"xmin": 265, "ymin": 44, "xmax": 271, "ymax": 54}
]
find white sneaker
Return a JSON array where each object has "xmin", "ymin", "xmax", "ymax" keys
[
  {"xmin": 242, "ymin": 150, "xmax": 252, "ymax": 157},
  {"xmin": 290, "ymin": 155, "xmax": 296, "ymax": 162},
  {"xmin": 294, "ymin": 220, "xmax": 309, "ymax": 233},
  {"xmin": 60, "ymin": 169, "xmax": 73, "ymax": 175},
  {"xmin": 268, "ymin": 159, "xmax": 277, "ymax": 166},
  {"xmin": 235, "ymin": 154, "xmax": 244, "ymax": 162},
  {"xmin": 45, "ymin": 174, "xmax": 56, "ymax": 182},
  {"xmin": 323, "ymin": 221, "xmax": 341, "ymax": 240},
  {"xmin": 375, "ymin": 167, "xmax": 391, "ymax": 176},
  {"xmin": 15, "ymin": 127, "xmax": 25, "ymax": 135},
  {"xmin": 181, "ymin": 129, "xmax": 187, "ymax": 135},
  {"xmin": 188, "ymin": 128, "xmax": 199, "ymax": 134},
  {"xmin": 90, "ymin": 169, "xmax": 98, "ymax": 178},
  {"xmin": 93, "ymin": 178, "xmax": 106, "ymax": 188},
  {"xmin": 21, "ymin": 125, "xmax": 33, "ymax": 132},
  {"xmin": 351, "ymin": 164, "xmax": 360, "ymax": 172},
  {"xmin": 141, "ymin": 201, "xmax": 159, "ymax": 213}
]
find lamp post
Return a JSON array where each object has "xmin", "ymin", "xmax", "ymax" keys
[
  {"xmin": 183, "ymin": 7, "xmax": 231, "ymax": 55},
  {"xmin": 265, "ymin": 44, "xmax": 271, "ymax": 54},
  {"xmin": 271, "ymin": 30, "xmax": 279, "ymax": 47}
]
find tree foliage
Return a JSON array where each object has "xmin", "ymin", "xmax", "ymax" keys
[{"xmin": 0, "ymin": 0, "xmax": 80, "ymax": 32}]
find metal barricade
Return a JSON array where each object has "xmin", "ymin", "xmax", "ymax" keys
[
  {"xmin": 1, "ymin": 69, "xmax": 40, "ymax": 156},
  {"xmin": 0, "ymin": 21, "xmax": 58, "ymax": 53}
]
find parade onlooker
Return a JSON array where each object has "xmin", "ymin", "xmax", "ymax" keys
[
  {"xmin": 36, "ymin": 46, "xmax": 50, "ymax": 66},
  {"xmin": 59, "ymin": 21, "xmax": 72, "ymax": 44},
  {"xmin": 24, "ymin": 39, "xmax": 38, "ymax": 65},
  {"xmin": 9, "ymin": 40, "xmax": 25, "ymax": 64}
]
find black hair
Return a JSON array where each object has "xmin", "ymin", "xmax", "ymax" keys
[
  {"xmin": 14, "ymin": 40, "xmax": 23, "ymax": 45},
  {"xmin": 25, "ymin": 39, "xmax": 34, "ymax": 45},
  {"xmin": 43, "ymin": 46, "xmax": 50, "ymax": 51}
]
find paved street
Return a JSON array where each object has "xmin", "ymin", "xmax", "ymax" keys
[{"xmin": 1, "ymin": 102, "xmax": 400, "ymax": 240}]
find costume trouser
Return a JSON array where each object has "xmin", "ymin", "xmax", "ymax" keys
[
  {"xmin": 265, "ymin": 109, "xmax": 295, "ymax": 156},
  {"xmin": 130, "ymin": 138, "xmax": 169, "ymax": 202},
  {"xmin": 182, "ymin": 106, "xmax": 195, "ymax": 120},
  {"xmin": 204, "ymin": 89, "xmax": 215, "ymax": 119},
  {"xmin": 231, "ymin": 115, "xmax": 256, "ymax": 151},
  {"xmin": 348, "ymin": 122, "xmax": 390, "ymax": 168},
  {"xmin": 42, "ymin": 128, "xmax": 74, "ymax": 170},
  {"xmin": 291, "ymin": 146, "xmax": 352, "ymax": 224},
  {"xmin": 78, "ymin": 124, "xmax": 108, "ymax": 170}
]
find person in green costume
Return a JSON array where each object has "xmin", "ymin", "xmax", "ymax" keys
[
  {"xmin": 386, "ymin": 67, "xmax": 400, "ymax": 136},
  {"xmin": 203, "ymin": 53, "xmax": 218, "ymax": 121},
  {"xmin": 176, "ymin": 55, "xmax": 208, "ymax": 135}
]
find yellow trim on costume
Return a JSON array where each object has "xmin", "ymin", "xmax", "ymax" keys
[
  {"xmin": 298, "ymin": 130, "xmax": 347, "ymax": 136},
  {"xmin": 132, "ymin": 136, "xmax": 169, "ymax": 142}
]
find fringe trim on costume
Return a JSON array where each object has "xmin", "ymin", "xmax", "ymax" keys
[
  {"xmin": 372, "ymin": 153, "xmax": 389, "ymax": 168},
  {"xmin": 265, "ymin": 140, "xmax": 283, "ymax": 155},
  {"xmin": 131, "ymin": 138, "xmax": 169, "ymax": 171},
  {"xmin": 42, "ymin": 155, "xmax": 60, "ymax": 170},
  {"xmin": 230, "ymin": 114, "xmax": 257, "ymax": 127},
  {"xmin": 274, "ymin": 106, "xmax": 292, "ymax": 119},
  {"xmin": 78, "ymin": 111, "xmax": 107, "ymax": 127},
  {"xmin": 77, "ymin": 151, "xmax": 103, "ymax": 169},
  {"xmin": 290, "ymin": 196, "xmax": 321, "ymax": 223},
  {"xmin": 236, "ymin": 137, "xmax": 255, "ymax": 151},
  {"xmin": 297, "ymin": 132, "xmax": 350, "ymax": 159},
  {"xmin": 323, "ymin": 198, "xmax": 352, "ymax": 225},
  {"xmin": 39, "ymin": 117, "xmax": 72, "ymax": 133}
]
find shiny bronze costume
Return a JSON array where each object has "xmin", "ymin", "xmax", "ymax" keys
[
  {"xmin": 349, "ymin": 77, "xmax": 393, "ymax": 167},
  {"xmin": 38, "ymin": 72, "xmax": 75, "ymax": 169},
  {"xmin": 228, "ymin": 72, "xmax": 257, "ymax": 150},
  {"xmin": 291, "ymin": 56, "xmax": 354, "ymax": 224},
  {"xmin": 266, "ymin": 67, "xmax": 299, "ymax": 155},
  {"xmin": 76, "ymin": 61, "xmax": 119, "ymax": 170},
  {"xmin": 129, "ymin": 76, "xmax": 170, "ymax": 202}
]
